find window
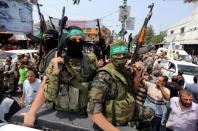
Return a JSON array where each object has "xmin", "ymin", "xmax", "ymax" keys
[
  {"xmin": 181, "ymin": 27, "xmax": 185, "ymax": 34},
  {"xmin": 168, "ymin": 63, "xmax": 176, "ymax": 72},
  {"xmin": 170, "ymin": 30, "xmax": 174, "ymax": 34},
  {"xmin": 178, "ymin": 64, "xmax": 198, "ymax": 76}
]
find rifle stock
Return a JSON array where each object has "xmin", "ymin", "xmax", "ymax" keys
[{"xmin": 131, "ymin": 3, "xmax": 154, "ymax": 65}]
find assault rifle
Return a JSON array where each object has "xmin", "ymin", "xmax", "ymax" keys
[
  {"xmin": 57, "ymin": 7, "xmax": 68, "ymax": 70},
  {"xmin": 131, "ymin": 3, "xmax": 154, "ymax": 65},
  {"xmin": 37, "ymin": 3, "xmax": 47, "ymax": 67},
  {"xmin": 128, "ymin": 33, "xmax": 133, "ymax": 52},
  {"xmin": 96, "ymin": 19, "xmax": 106, "ymax": 65},
  {"xmin": 49, "ymin": 16, "xmax": 56, "ymax": 30},
  {"xmin": 37, "ymin": 3, "xmax": 47, "ymax": 35}
]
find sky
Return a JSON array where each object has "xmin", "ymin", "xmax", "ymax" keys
[{"xmin": 32, "ymin": 0, "xmax": 194, "ymax": 37}]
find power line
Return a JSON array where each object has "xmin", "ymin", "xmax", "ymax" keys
[
  {"xmin": 105, "ymin": 24, "xmax": 122, "ymax": 27},
  {"xmin": 98, "ymin": 10, "xmax": 119, "ymax": 19}
]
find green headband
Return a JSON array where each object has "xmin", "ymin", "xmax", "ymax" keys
[
  {"xmin": 66, "ymin": 29, "xmax": 85, "ymax": 39},
  {"xmin": 110, "ymin": 45, "xmax": 128, "ymax": 55}
]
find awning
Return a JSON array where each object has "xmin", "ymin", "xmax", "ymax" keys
[
  {"xmin": 8, "ymin": 34, "xmax": 28, "ymax": 41},
  {"xmin": 0, "ymin": 32, "xmax": 13, "ymax": 39}
]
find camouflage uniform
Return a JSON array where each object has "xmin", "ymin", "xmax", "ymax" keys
[
  {"xmin": 14, "ymin": 58, "xmax": 22, "ymax": 88},
  {"xmin": 3, "ymin": 62, "xmax": 16, "ymax": 93},
  {"xmin": 44, "ymin": 53, "xmax": 97, "ymax": 114},
  {"xmin": 38, "ymin": 48, "xmax": 58, "ymax": 79},
  {"xmin": 87, "ymin": 63, "xmax": 154, "ymax": 130},
  {"xmin": 24, "ymin": 60, "xmax": 33, "ymax": 69}
]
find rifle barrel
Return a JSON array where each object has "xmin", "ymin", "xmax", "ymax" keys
[{"xmin": 131, "ymin": 3, "xmax": 154, "ymax": 65}]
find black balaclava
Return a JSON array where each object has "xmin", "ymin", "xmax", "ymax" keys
[
  {"xmin": 66, "ymin": 26, "xmax": 84, "ymax": 58},
  {"xmin": 42, "ymin": 29, "xmax": 58, "ymax": 53}
]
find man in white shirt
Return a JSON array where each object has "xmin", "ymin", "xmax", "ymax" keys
[
  {"xmin": 19, "ymin": 70, "xmax": 41, "ymax": 108},
  {"xmin": 166, "ymin": 89, "xmax": 198, "ymax": 131}
]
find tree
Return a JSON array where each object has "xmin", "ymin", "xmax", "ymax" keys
[
  {"xmin": 132, "ymin": 25, "xmax": 166, "ymax": 45},
  {"xmin": 152, "ymin": 31, "xmax": 167, "ymax": 44},
  {"xmin": 133, "ymin": 25, "xmax": 155, "ymax": 44},
  {"xmin": 144, "ymin": 25, "xmax": 155, "ymax": 44}
]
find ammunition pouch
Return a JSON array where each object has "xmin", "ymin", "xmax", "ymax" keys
[
  {"xmin": 50, "ymin": 82, "xmax": 89, "ymax": 114},
  {"xmin": 106, "ymin": 93, "xmax": 135, "ymax": 125}
]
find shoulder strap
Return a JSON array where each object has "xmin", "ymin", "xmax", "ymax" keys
[
  {"xmin": 81, "ymin": 53, "xmax": 90, "ymax": 77},
  {"xmin": 43, "ymin": 48, "xmax": 57, "ymax": 67},
  {"xmin": 99, "ymin": 63, "xmax": 128, "ymax": 86}
]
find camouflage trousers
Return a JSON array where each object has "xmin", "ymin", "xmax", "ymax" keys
[{"xmin": 131, "ymin": 104, "xmax": 155, "ymax": 131}]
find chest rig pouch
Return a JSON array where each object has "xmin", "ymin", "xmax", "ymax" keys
[
  {"xmin": 99, "ymin": 63, "xmax": 135, "ymax": 125},
  {"xmin": 53, "ymin": 54, "xmax": 93, "ymax": 114}
]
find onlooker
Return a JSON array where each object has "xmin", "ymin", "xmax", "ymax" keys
[
  {"xmin": 15, "ymin": 53, "xmax": 23, "ymax": 64},
  {"xmin": 153, "ymin": 59, "xmax": 169, "ymax": 76},
  {"xmin": 165, "ymin": 75, "xmax": 181, "ymax": 98},
  {"xmin": 143, "ymin": 75, "xmax": 170, "ymax": 131},
  {"xmin": 5, "ymin": 44, "xmax": 13, "ymax": 50},
  {"xmin": 18, "ymin": 61, "xmax": 28, "ymax": 94},
  {"xmin": 19, "ymin": 70, "xmax": 41, "ymax": 108},
  {"xmin": 0, "ymin": 45, "xmax": 6, "ymax": 52},
  {"xmin": 3, "ymin": 56, "xmax": 16, "ymax": 95},
  {"xmin": 185, "ymin": 75, "xmax": 198, "ymax": 103},
  {"xmin": 23, "ymin": 55, "xmax": 33, "ymax": 69},
  {"xmin": 14, "ymin": 53, "xmax": 24, "ymax": 89},
  {"xmin": 166, "ymin": 89, "xmax": 198, "ymax": 131},
  {"xmin": 173, "ymin": 51, "xmax": 180, "ymax": 61},
  {"xmin": 178, "ymin": 70, "xmax": 185, "ymax": 89},
  {"xmin": 32, "ymin": 53, "xmax": 39, "ymax": 68},
  {"xmin": 135, "ymin": 66, "xmax": 153, "ymax": 106}
]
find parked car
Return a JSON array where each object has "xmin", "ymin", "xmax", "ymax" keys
[
  {"xmin": 0, "ymin": 50, "xmax": 37, "ymax": 65},
  {"xmin": 154, "ymin": 59, "xmax": 198, "ymax": 84}
]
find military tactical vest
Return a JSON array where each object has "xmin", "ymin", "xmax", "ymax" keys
[
  {"xmin": 47, "ymin": 53, "xmax": 97, "ymax": 114},
  {"xmin": 98, "ymin": 63, "xmax": 135, "ymax": 125},
  {"xmin": 39, "ymin": 48, "xmax": 57, "ymax": 75}
]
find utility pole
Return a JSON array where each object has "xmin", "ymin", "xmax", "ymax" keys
[{"xmin": 119, "ymin": 0, "xmax": 128, "ymax": 40}]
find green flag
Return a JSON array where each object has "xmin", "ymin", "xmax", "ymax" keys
[{"xmin": 131, "ymin": 42, "xmax": 134, "ymax": 48}]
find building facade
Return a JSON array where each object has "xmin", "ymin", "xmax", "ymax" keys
[{"xmin": 164, "ymin": 1, "xmax": 198, "ymax": 54}]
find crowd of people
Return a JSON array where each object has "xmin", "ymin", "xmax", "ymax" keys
[
  {"xmin": 0, "ymin": 26, "xmax": 198, "ymax": 131},
  {"xmin": 0, "ymin": 42, "xmax": 39, "ymax": 52}
]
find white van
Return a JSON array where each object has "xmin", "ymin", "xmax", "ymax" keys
[
  {"xmin": 155, "ymin": 59, "xmax": 198, "ymax": 84},
  {"xmin": 0, "ymin": 50, "xmax": 37, "ymax": 65}
]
